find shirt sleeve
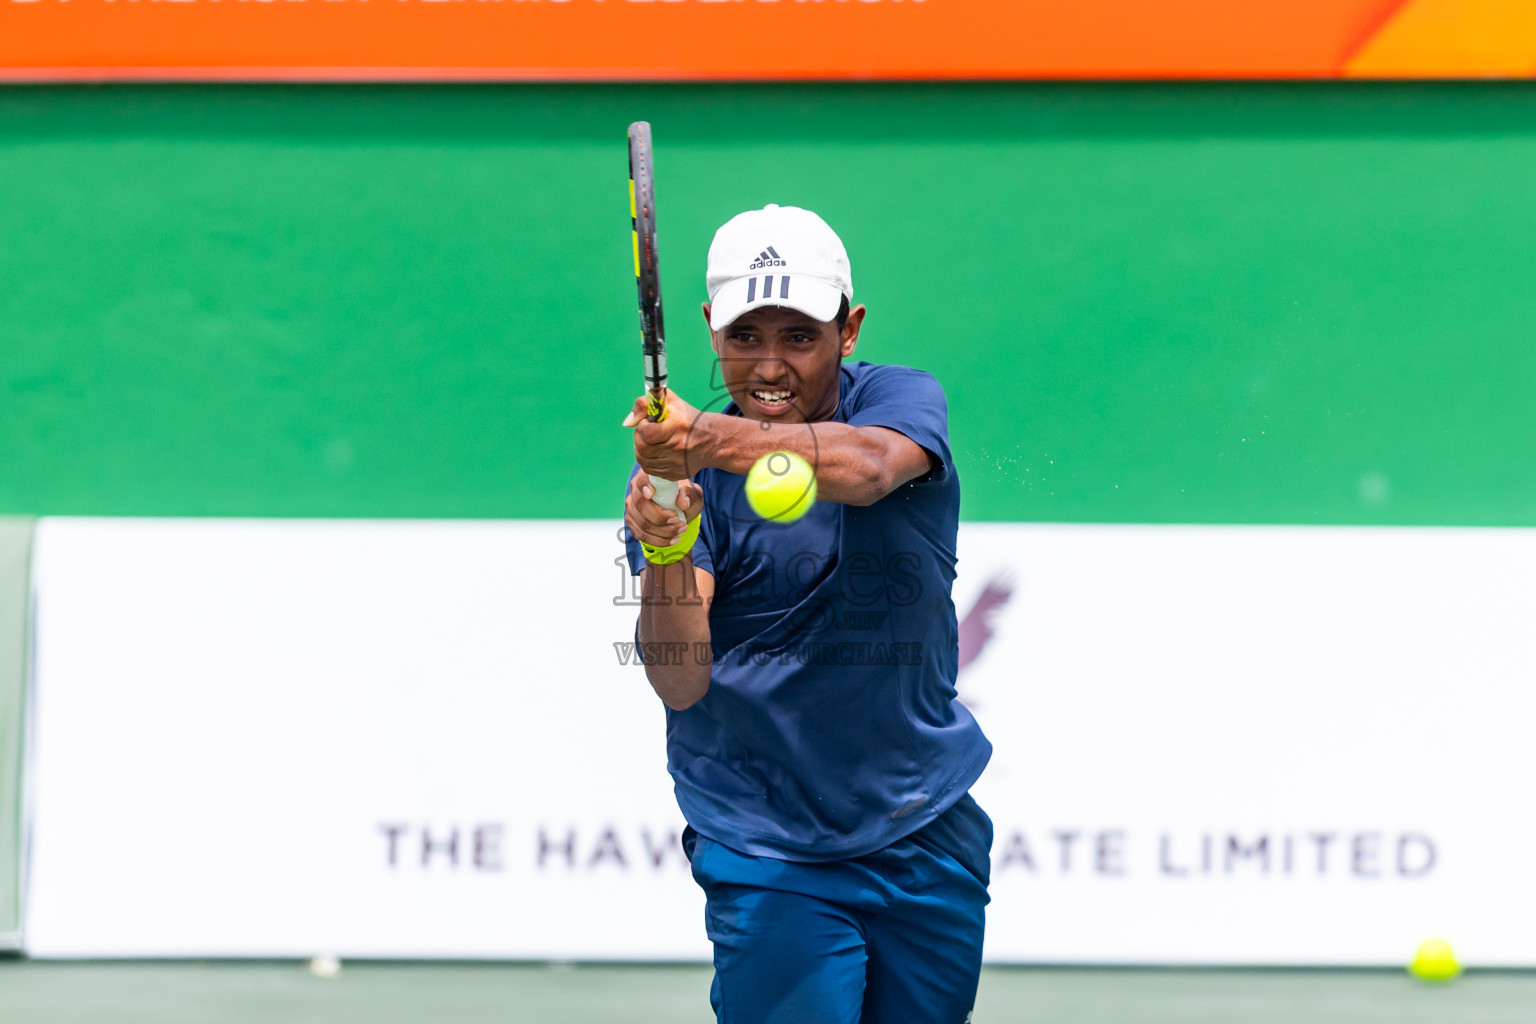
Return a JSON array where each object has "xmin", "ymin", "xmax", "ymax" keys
[
  {"xmin": 623, "ymin": 464, "xmax": 716, "ymax": 577},
  {"xmin": 844, "ymin": 365, "xmax": 953, "ymax": 484}
]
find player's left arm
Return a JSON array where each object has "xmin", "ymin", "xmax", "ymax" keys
[{"xmin": 625, "ymin": 391, "xmax": 932, "ymax": 507}]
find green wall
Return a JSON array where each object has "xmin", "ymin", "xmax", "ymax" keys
[{"xmin": 3, "ymin": 83, "xmax": 1535, "ymax": 524}]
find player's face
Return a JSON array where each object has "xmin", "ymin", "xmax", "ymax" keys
[{"xmin": 704, "ymin": 303, "xmax": 865, "ymax": 423}]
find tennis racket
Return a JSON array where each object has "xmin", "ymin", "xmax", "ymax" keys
[{"xmin": 628, "ymin": 121, "xmax": 681, "ymax": 515}]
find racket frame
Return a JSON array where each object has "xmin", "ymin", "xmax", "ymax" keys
[{"xmin": 628, "ymin": 121, "xmax": 681, "ymax": 514}]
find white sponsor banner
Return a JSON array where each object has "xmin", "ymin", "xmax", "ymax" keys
[
  {"xmin": 26, "ymin": 518, "xmax": 704, "ymax": 960},
  {"xmin": 958, "ymin": 523, "xmax": 1536, "ymax": 967},
  {"xmin": 23, "ymin": 518, "xmax": 1536, "ymax": 964}
]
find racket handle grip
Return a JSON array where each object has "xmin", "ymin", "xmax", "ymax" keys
[{"xmin": 649, "ymin": 476, "xmax": 681, "ymax": 515}]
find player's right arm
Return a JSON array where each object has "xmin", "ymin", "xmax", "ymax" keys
[{"xmin": 626, "ymin": 471, "xmax": 715, "ymax": 711}]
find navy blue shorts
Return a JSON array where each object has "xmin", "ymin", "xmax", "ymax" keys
[{"xmin": 683, "ymin": 793, "xmax": 993, "ymax": 1024}]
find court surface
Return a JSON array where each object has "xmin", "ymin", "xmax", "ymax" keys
[{"xmin": 4, "ymin": 961, "xmax": 1533, "ymax": 1023}]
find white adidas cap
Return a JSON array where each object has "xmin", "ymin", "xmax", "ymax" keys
[{"xmin": 706, "ymin": 204, "xmax": 853, "ymax": 331}]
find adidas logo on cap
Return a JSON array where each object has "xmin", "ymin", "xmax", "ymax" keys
[{"xmin": 748, "ymin": 246, "xmax": 786, "ymax": 270}]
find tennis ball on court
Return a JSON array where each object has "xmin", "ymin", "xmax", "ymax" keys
[
  {"xmin": 1409, "ymin": 938, "xmax": 1461, "ymax": 983},
  {"xmin": 307, "ymin": 954, "xmax": 342, "ymax": 979},
  {"xmin": 745, "ymin": 450, "xmax": 816, "ymax": 523}
]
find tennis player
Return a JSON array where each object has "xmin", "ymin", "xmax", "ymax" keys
[{"xmin": 623, "ymin": 204, "xmax": 992, "ymax": 1024}]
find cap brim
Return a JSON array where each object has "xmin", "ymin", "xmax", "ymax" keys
[{"xmin": 708, "ymin": 275, "xmax": 843, "ymax": 331}]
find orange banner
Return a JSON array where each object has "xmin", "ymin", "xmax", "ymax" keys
[
  {"xmin": 1, "ymin": 0, "xmax": 1524, "ymax": 82},
  {"xmin": 1347, "ymin": 0, "xmax": 1536, "ymax": 77}
]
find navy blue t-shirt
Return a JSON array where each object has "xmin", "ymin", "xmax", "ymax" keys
[{"xmin": 625, "ymin": 360, "xmax": 991, "ymax": 861}]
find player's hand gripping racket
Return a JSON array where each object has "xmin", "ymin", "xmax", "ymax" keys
[{"xmin": 628, "ymin": 121, "xmax": 682, "ymax": 515}]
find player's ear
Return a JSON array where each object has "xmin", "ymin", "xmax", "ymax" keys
[
  {"xmin": 702, "ymin": 302, "xmax": 720, "ymax": 355},
  {"xmin": 840, "ymin": 304, "xmax": 866, "ymax": 358}
]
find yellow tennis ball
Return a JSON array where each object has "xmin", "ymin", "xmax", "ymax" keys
[
  {"xmin": 1409, "ymin": 938, "xmax": 1461, "ymax": 983},
  {"xmin": 745, "ymin": 450, "xmax": 817, "ymax": 523}
]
